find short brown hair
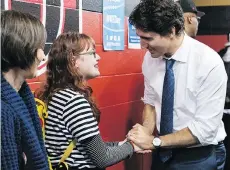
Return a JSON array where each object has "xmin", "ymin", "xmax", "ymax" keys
[{"xmin": 1, "ymin": 10, "xmax": 47, "ymax": 72}]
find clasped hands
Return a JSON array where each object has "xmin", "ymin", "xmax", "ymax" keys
[{"xmin": 121, "ymin": 123, "xmax": 155, "ymax": 154}]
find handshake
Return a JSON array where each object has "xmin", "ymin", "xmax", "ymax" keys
[{"xmin": 119, "ymin": 123, "xmax": 155, "ymax": 154}]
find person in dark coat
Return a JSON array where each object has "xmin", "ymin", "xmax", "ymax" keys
[
  {"xmin": 219, "ymin": 33, "xmax": 230, "ymax": 170},
  {"xmin": 1, "ymin": 10, "xmax": 49, "ymax": 170}
]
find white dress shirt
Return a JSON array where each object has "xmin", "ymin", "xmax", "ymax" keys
[{"xmin": 142, "ymin": 34, "xmax": 227, "ymax": 146}]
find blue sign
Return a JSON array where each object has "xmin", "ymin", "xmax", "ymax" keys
[
  {"xmin": 103, "ymin": 0, "xmax": 125, "ymax": 51},
  {"xmin": 128, "ymin": 21, "xmax": 140, "ymax": 49}
]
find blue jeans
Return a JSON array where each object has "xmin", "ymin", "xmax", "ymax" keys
[
  {"xmin": 151, "ymin": 143, "xmax": 226, "ymax": 170},
  {"xmin": 215, "ymin": 142, "xmax": 226, "ymax": 170}
]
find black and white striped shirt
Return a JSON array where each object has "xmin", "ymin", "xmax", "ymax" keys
[{"xmin": 45, "ymin": 89, "xmax": 133, "ymax": 169}]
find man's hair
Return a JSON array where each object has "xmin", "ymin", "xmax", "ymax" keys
[
  {"xmin": 1, "ymin": 10, "xmax": 47, "ymax": 72},
  {"xmin": 129, "ymin": 0, "xmax": 184, "ymax": 36}
]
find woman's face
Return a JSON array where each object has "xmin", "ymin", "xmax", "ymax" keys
[
  {"xmin": 25, "ymin": 49, "xmax": 45, "ymax": 79},
  {"xmin": 76, "ymin": 47, "xmax": 101, "ymax": 80}
]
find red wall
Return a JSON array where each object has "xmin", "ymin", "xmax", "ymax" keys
[
  {"xmin": 2, "ymin": 0, "xmax": 151, "ymax": 170},
  {"xmin": 196, "ymin": 35, "xmax": 228, "ymax": 52}
]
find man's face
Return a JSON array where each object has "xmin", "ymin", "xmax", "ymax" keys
[
  {"xmin": 136, "ymin": 29, "xmax": 172, "ymax": 58},
  {"xmin": 183, "ymin": 12, "xmax": 200, "ymax": 38}
]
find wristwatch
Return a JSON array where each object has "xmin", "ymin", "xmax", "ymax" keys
[{"xmin": 152, "ymin": 137, "xmax": 162, "ymax": 148}]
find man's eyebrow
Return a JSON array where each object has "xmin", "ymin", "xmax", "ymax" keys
[{"xmin": 139, "ymin": 36, "xmax": 153, "ymax": 40}]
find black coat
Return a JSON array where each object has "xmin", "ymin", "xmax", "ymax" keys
[{"xmin": 219, "ymin": 46, "xmax": 230, "ymax": 109}]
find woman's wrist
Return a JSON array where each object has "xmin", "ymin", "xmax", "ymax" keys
[{"xmin": 127, "ymin": 140, "xmax": 135, "ymax": 151}]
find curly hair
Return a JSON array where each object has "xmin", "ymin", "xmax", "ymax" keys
[
  {"xmin": 129, "ymin": 0, "xmax": 184, "ymax": 36},
  {"xmin": 37, "ymin": 32, "xmax": 101, "ymax": 122}
]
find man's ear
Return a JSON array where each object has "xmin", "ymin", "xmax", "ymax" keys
[
  {"xmin": 169, "ymin": 27, "xmax": 176, "ymax": 38},
  {"xmin": 187, "ymin": 16, "xmax": 193, "ymax": 24},
  {"xmin": 183, "ymin": 15, "xmax": 192, "ymax": 24}
]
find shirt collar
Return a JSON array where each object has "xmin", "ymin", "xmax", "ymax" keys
[{"xmin": 170, "ymin": 33, "xmax": 190, "ymax": 63}]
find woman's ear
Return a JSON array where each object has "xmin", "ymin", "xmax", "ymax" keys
[{"xmin": 74, "ymin": 58, "xmax": 81, "ymax": 68}]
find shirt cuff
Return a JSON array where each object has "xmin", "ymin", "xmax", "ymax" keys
[{"xmin": 187, "ymin": 121, "xmax": 217, "ymax": 146}]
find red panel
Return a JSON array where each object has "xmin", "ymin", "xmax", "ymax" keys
[
  {"xmin": 83, "ymin": 11, "xmax": 102, "ymax": 45},
  {"xmin": 26, "ymin": 77, "xmax": 40, "ymax": 83},
  {"xmin": 64, "ymin": 0, "xmax": 76, "ymax": 9},
  {"xmin": 96, "ymin": 48, "xmax": 145, "ymax": 76},
  {"xmin": 83, "ymin": 11, "xmax": 130, "ymax": 46},
  {"xmin": 99, "ymin": 101, "xmax": 144, "ymax": 170},
  {"xmin": 28, "ymin": 82, "xmax": 42, "ymax": 92},
  {"xmin": 108, "ymin": 162, "xmax": 126, "ymax": 170},
  {"xmin": 8, "ymin": 0, "xmax": 12, "ymax": 9},
  {"xmin": 108, "ymin": 154, "xmax": 151, "ymax": 170},
  {"xmin": 196, "ymin": 35, "xmax": 228, "ymax": 52},
  {"xmin": 107, "ymin": 154, "xmax": 144, "ymax": 170},
  {"xmin": 142, "ymin": 154, "xmax": 152, "ymax": 170},
  {"xmin": 38, "ymin": 73, "xmax": 47, "ymax": 82},
  {"xmin": 89, "ymin": 74, "xmax": 144, "ymax": 108},
  {"xmin": 99, "ymin": 101, "xmax": 143, "ymax": 140},
  {"xmin": 30, "ymin": 74, "xmax": 145, "ymax": 108}
]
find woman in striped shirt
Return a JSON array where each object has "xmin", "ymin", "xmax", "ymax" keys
[{"xmin": 38, "ymin": 32, "xmax": 141, "ymax": 170}]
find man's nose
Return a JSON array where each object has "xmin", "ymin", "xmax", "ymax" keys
[{"xmin": 140, "ymin": 39, "xmax": 148, "ymax": 49}]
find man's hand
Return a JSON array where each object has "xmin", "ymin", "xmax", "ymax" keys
[
  {"xmin": 127, "ymin": 123, "xmax": 154, "ymax": 150},
  {"xmin": 118, "ymin": 138, "xmax": 149, "ymax": 153},
  {"xmin": 132, "ymin": 142, "xmax": 143, "ymax": 152}
]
